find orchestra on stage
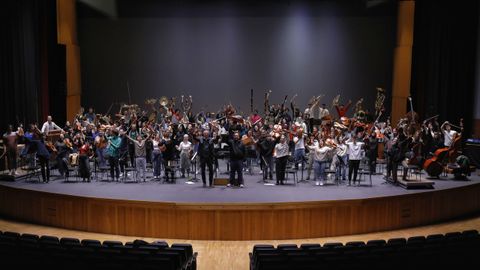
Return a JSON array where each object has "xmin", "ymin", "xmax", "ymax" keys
[{"xmin": 1, "ymin": 88, "xmax": 472, "ymax": 187}]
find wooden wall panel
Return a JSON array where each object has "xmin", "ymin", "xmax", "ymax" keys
[
  {"xmin": 0, "ymin": 183, "xmax": 479, "ymax": 240},
  {"xmin": 391, "ymin": 0, "xmax": 415, "ymax": 126}
]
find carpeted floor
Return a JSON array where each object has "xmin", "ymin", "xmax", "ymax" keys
[{"xmin": 1, "ymin": 160, "xmax": 478, "ymax": 203}]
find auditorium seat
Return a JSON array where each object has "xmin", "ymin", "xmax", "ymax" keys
[
  {"xmin": 0, "ymin": 231, "xmax": 198, "ymax": 270},
  {"xmin": 249, "ymin": 230, "xmax": 480, "ymax": 270}
]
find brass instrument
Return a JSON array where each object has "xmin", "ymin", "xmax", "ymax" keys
[
  {"xmin": 159, "ymin": 96, "xmax": 169, "ymax": 109},
  {"xmin": 264, "ymin": 89, "xmax": 272, "ymax": 115},
  {"xmin": 145, "ymin": 98, "xmax": 157, "ymax": 105},
  {"xmin": 331, "ymin": 94, "xmax": 340, "ymax": 109},
  {"xmin": 375, "ymin": 87, "xmax": 386, "ymax": 115},
  {"xmin": 354, "ymin": 98, "xmax": 364, "ymax": 115}
]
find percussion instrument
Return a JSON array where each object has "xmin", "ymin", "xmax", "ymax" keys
[{"xmin": 69, "ymin": 153, "xmax": 79, "ymax": 166}]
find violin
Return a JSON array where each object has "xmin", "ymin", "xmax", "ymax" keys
[{"xmin": 64, "ymin": 138, "xmax": 73, "ymax": 149}]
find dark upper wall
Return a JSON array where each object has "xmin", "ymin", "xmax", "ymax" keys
[{"xmin": 77, "ymin": 0, "xmax": 397, "ymax": 116}]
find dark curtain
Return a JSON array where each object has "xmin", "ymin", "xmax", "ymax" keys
[
  {"xmin": 411, "ymin": 0, "xmax": 478, "ymax": 138},
  {"xmin": 0, "ymin": 0, "xmax": 58, "ymax": 132}
]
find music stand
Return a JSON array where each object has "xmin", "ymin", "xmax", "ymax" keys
[
  {"xmin": 258, "ymin": 156, "xmax": 269, "ymax": 184},
  {"xmin": 189, "ymin": 151, "xmax": 199, "ymax": 182}
]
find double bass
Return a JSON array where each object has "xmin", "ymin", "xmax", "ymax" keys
[
  {"xmin": 423, "ymin": 146, "xmax": 449, "ymax": 178},
  {"xmin": 422, "ymin": 119, "xmax": 463, "ymax": 177}
]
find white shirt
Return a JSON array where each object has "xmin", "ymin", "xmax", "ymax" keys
[
  {"xmin": 41, "ymin": 121, "xmax": 61, "ymax": 134},
  {"xmin": 177, "ymin": 141, "xmax": 192, "ymax": 154},
  {"xmin": 336, "ymin": 143, "xmax": 348, "ymax": 157},
  {"xmin": 346, "ymin": 141, "xmax": 364, "ymax": 160},
  {"xmin": 274, "ymin": 142, "xmax": 289, "ymax": 158},
  {"xmin": 310, "ymin": 145, "xmax": 332, "ymax": 162},
  {"xmin": 294, "ymin": 136, "xmax": 305, "ymax": 150},
  {"xmin": 319, "ymin": 108, "xmax": 330, "ymax": 119},
  {"xmin": 443, "ymin": 130, "xmax": 457, "ymax": 147}
]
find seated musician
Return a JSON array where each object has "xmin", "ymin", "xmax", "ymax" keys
[{"xmin": 41, "ymin": 115, "xmax": 62, "ymax": 135}]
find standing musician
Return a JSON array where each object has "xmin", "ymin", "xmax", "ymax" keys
[
  {"xmin": 274, "ymin": 135, "xmax": 289, "ymax": 185},
  {"xmin": 292, "ymin": 126, "xmax": 306, "ymax": 169},
  {"xmin": 37, "ymin": 133, "xmax": 51, "ymax": 183},
  {"xmin": 94, "ymin": 130, "xmax": 108, "ymax": 167},
  {"xmin": 197, "ymin": 130, "xmax": 215, "ymax": 187},
  {"xmin": 226, "ymin": 131, "xmax": 246, "ymax": 188},
  {"xmin": 107, "ymin": 129, "xmax": 122, "ymax": 181},
  {"xmin": 126, "ymin": 133, "xmax": 147, "ymax": 182},
  {"xmin": 78, "ymin": 141, "xmax": 93, "ymax": 182},
  {"xmin": 161, "ymin": 131, "xmax": 176, "ymax": 183},
  {"xmin": 41, "ymin": 115, "xmax": 62, "ymax": 135},
  {"xmin": 151, "ymin": 133, "xmax": 163, "ymax": 180},
  {"xmin": 441, "ymin": 121, "xmax": 457, "ymax": 148},
  {"xmin": 307, "ymin": 136, "xmax": 335, "ymax": 186},
  {"xmin": 335, "ymin": 100, "xmax": 352, "ymax": 118},
  {"xmin": 176, "ymin": 134, "xmax": 193, "ymax": 178},
  {"xmin": 2, "ymin": 125, "xmax": 23, "ymax": 176},
  {"xmin": 128, "ymin": 124, "xmax": 139, "ymax": 168},
  {"xmin": 346, "ymin": 132, "xmax": 364, "ymax": 186},
  {"xmin": 257, "ymin": 132, "xmax": 275, "ymax": 181}
]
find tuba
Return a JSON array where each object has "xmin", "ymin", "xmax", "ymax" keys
[{"xmin": 159, "ymin": 96, "xmax": 169, "ymax": 109}]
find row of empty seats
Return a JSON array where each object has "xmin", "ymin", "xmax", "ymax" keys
[
  {"xmin": 250, "ymin": 230, "xmax": 480, "ymax": 270},
  {"xmin": 0, "ymin": 231, "xmax": 197, "ymax": 270}
]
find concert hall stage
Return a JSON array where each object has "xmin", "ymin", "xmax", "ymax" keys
[{"xmin": 1, "ymin": 165, "xmax": 479, "ymax": 240}]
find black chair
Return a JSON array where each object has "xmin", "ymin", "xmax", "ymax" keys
[
  {"xmin": 322, "ymin": 242, "xmax": 343, "ymax": 249},
  {"xmin": 300, "ymin": 243, "xmax": 321, "ymax": 250},
  {"xmin": 277, "ymin": 244, "xmax": 298, "ymax": 250},
  {"xmin": 81, "ymin": 239, "xmax": 102, "ymax": 248},
  {"xmin": 345, "ymin": 241, "xmax": 365, "ymax": 247},
  {"xmin": 20, "ymin": 233, "xmax": 39, "ymax": 242},
  {"xmin": 102, "ymin": 240, "xmax": 124, "ymax": 247},
  {"xmin": 366, "ymin": 239, "xmax": 386, "ymax": 247}
]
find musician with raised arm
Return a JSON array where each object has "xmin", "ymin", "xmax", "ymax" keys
[
  {"xmin": 441, "ymin": 121, "xmax": 457, "ymax": 148},
  {"xmin": 126, "ymin": 133, "xmax": 147, "ymax": 182},
  {"xmin": 226, "ymin": 131, "xmax": 246, "ymax": 188},
  {"xmin": 335, "ymin": 100, "xmax": 352, "ymax": 118},
  {"xmin": 274, "ymin": 135, "xmax": 289, "ymax": 185},
  {"xmin": 197, "ymin": 130, "xmax": 215, "ymax": 187},
  {"xmin": 107, "ymin": 129, "xmax": 122, "ymax": 181},
  {"xmin": 257, "ymin": 132, "xmax": 275, "ymax": 181}
]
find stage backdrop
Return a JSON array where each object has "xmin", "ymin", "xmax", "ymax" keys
[{"xmin": 78, "ymin": 0, "xmax": 396, "ymax": 116}]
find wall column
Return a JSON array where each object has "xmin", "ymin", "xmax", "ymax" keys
[
  {"xmin": 57, "ymin": 0, "xmax": 81, "ymax": 121},
  {"xmin": 391, "ymin": 0, "xmax": 415, "ymax": 126}
]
